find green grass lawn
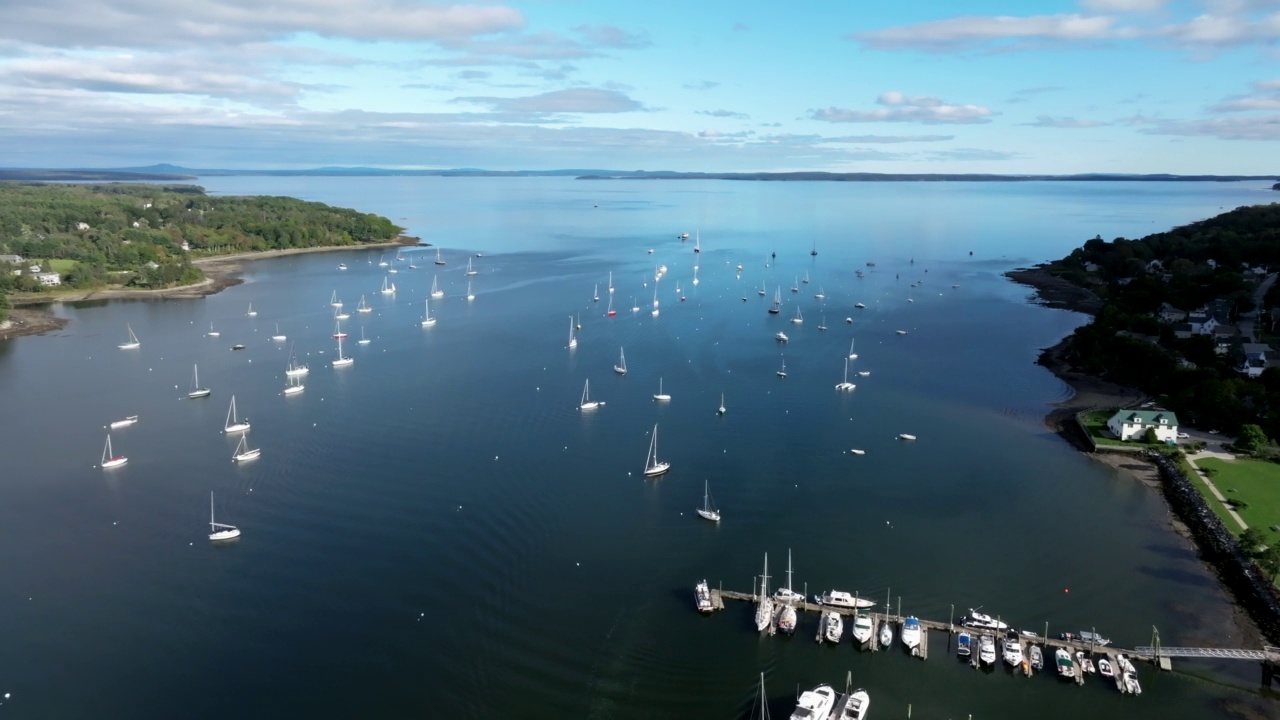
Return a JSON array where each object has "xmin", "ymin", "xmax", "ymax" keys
[
  {"xmin": 1196, "ymin": 457, "xmax": 1280, "ymax": 545},
  {"xmin": 45, "ymin": 259, "xmax": 77, "ymax": 273}
]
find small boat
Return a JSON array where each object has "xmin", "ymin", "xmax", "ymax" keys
[
  {"xmin": 854, "ymin": 302, "xmax": 866, "ymax": 309},
  {"xmin": 1055, "ymin": 648, "xmax": 1076, "ymax": 679},
  {"xmin": 593, "ymin": 283, "xmax": 600, "ymax": 302},
  {"xmin": 100, "ymin": 434, "xmax": 127, "ymax": 468},
  {"xmin": 421, "ymin": 298, "xmax": 436, "ymax": 327},
  {"xmin": 1078, "ymin": 651, "xmax": 1096, "ymax": 674},
  {"xmin": 898, "ymin": 434, "xmax": 917, "ymax": 441},
  {"xmin": 285, "ymin": 344, "xmax": 309, "ymax": 377},
  {"xmin": 695, "ymin": 480, "xmax": 719, "ymax": 522},
  {"xmin": 963, "ymin": 609, "xmax": 1008, "ymax": 630},
  {"xmin": 768, "ymin": 287, "xmax": 781, "ymax": 314},
  {"xmin": 1029, "ymin": 644, "xmax": 1044, "ymax": 671},
  {"xmin": 679, "ymin": 232, "xmax": 689, "ymax": 239},
  {"xmin": 466, "ymin": 280, "xmax": 475, "ymax": 301},
  {"xmin": 845, "ymin": 317, "xmax": 853, "ymax": 324},
  {"xmin": 381, "ymin": 276, "xmax": 395, "ymax": 295},
  {"xmin": 791, "ymin": 305, "xmax": 803, "ymax": 324},
  {"xmin": 643, "ymin": 423, "xmax": 670, "ymax": 477},
  {"xmin": 206, "ymin": 322, "xmax": 220, "ymax": 338},
  {"xmin": 901, "ymin": 617, "xmax": 922, "ymax": 652},
  {"xmin": 653, "ymin": 377, "xmax": 671, "ymax": 401},
  {"xmin": 271, "ymin": 323, "xmax": 286, "ymax": 341},
  {"xmin": 232, "ymin": 433, "xmax": 260, "ymax": 463},
  {"xmin": 208, "ymin": 492, "xmax": 241, "ymax": 542},
  {"xmin": 578, "ymin": 379, "xmax": 603, "ymax": 411},
  {"xmin": 754, "ymin": 553, "xmax": 773, "ymax": 633},
  {"xmin": 791, "ymin": 686, "xmax": 836, "ymax": 720},
  {"xmin": 850, "ymin": 449, "xmax": 865, "ymax": 455},
  {"xmin": 775, "ymin": 331, "xmax": 789, "ymax": 343},
  {"xmin": 836, "ymin": 358, "xmax": 856, "ymax": 391},
  {"xmin": 834, "ymin": 688, "xmax": 869, "ymax": 720},
  {"xmin": 566, "ymin": 315, "xmax": 575, "ymax": 347},
  {"xmin": 283, "ymin": 371, "xmax": 305, "ymax": 396},
  {"xmin": 815, "ymin": 286, "xmax": 825, "ymax": 300},
  {"xmin": 694, "ymin": 580, "xmax": 714, "ymax": 614},
  {"xmin": 772, "ymin": 550, "xmax": 802, "ymax": 604},
  {"xmin": 848, "ymin": 339, "xmax": 858, "ymax": 359},
  {"xmin": 1002, "ymin": 636, "xmax": 1024, "ymax": 667},
  {"xmin": 1097, "ymin": 657, "xmax": 1115, "ymax": 678},
  {"xmin": 465, "ymin": 257, "xmax": 478, "ymax": 276},
  {"xmin": 431, "ymin": 275, "xmax": 443, "ymax": 298},
  {"xmin": 775, "ymin": 602, "xmax": 796, "ymax": 635},
  {"xmin": 330, "ymin": 291, "xmax": 342, "ymax": 307},
  {"xmin": 850, "ymin": 613, "xmax": 873, "ymax": 645},
  {"xmin": 777, "ymin": 356, "xmax": 787, "ymax": 378},
  {"xmin": 815, "ymin": 591, "xmax": 876, "ymax": 609},
  {"xmin": 434, "ymin": 248, "xmax": 446, "ymax": 266},
  {"xmin": 822, "ymin": 611, "xmax": 844, "ymax": 643},
  {"xmin": 879, "ymin": 620, "xmax": 893, "ymax": 648},
  {"xmin": 979, "ymin": 635, "xmax": 997, "ymax": 666},
  {"xmin": 357, "ymin": 295, "xmax": 372, "ymax": 314},
  {"xmin": 231, "ymin": 344, "xmax": 246, "ymax": 351},
  {"xmin": 109, "ymin": 415, "xmax": 139, "ymax": 428},
  {"xmin": 188, "ymin": 364, "xmax": 211, "ymax": 399},
  {"xmin": 957, "ymin": 631, "xmax": 972, "ymax": 657},
  {"xmin": 357, "ymin": 327, "xmax": 371, "ymax": 345},
  {"xmin": 337, "ymin": 263, "xmax": 347, "ymax": 270},
  {"xmin": 1123, "ymin": 672, "xmax": 1142, "ymax": 695},
  {"xmin": 614, "ymin": 347, "xmax": 627, "ymax": 375},
  {"xmin": 717, "ymin": 392, "xmax": 726, "ymax": 416},
  {"xmin": 1117, "ymin": 654, "xmax": 1136, "ymax": 675},
  {"xmin": 475, "ymin": 252, "xmax": 483, "ymax": 257},
  {"xmin": 224, "ymin": 395, "xmax": 250, "ymax": 434},
  {"xmin": 332, "ymin": 334, "xmax": 353, "ymax": 367},
  {"xmin": 118, "ymin": 323, "xmax": 141, "ymax": 349},
  {"xmin": 332, "ymin": 320, "xmax": 347, "ymax": 339},
  {"xmin": 857, "ymin": 371, "xmax": 871, "ymax": 377},
  {"xmin": 895, "ymin": 329, "xmax": 908, "ymax": 336}
]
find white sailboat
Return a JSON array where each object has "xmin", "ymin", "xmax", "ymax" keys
[
  {"xmin": 815, "ymin": 286, "xmax": 825, "ymax": 300},
  {"xmin": 631, "ymin": 297, "xmax": 639, "ymax": 313},
  {"xmin": 208, "ymin": 492, "xmax": 241, "ymax": 541},
  {"xmin": 378, "ymin": 254, "xmax": 389, "ymax": 267},
  {"xmin": 434, "ymin": 248, "xmax": 446, "ymax": 265},
  {"xmin": 593, "ymin": 283, "xmax": 600, "ymax": 302},
  {"xmin": 717, "ymin": 392, "xmax": 726, "ymax": 416},
  {"xmin": 695, "ymin": 480, "xmax": 719, "ymax": 522},
  {"xmin": 777, "ymin": 355, "xmax": 787, "ymax": 378},
  {"xmin": 332, "ymin": 333, "xmax": 353, "ymax": 367},
  {"xmin": 642, "ymin": 423, "xmax": 670, "ymax": 477},
  {"xmin": 431, "ymin": 275, "xmax": 443, "ymax": 298},
  {"xmin": 773, "ymin": 549, "xmax": 803, "ymax": 604},
  {"xmin": 206, "ymin": 322, "xmax": 219, "ymax": 338},
  {"xmin": 271, "ymin": 323, "xmax": 286, "ymax": 341},
  {"xmin": 358, "ymin": 326, "xmax": 371, "ymax": 345},
  {"xmin": 614, "ymin": 347, "xmax": 627, "ymax": 375},
  {"xmin": 232, "ymin": 433, "xmax": 261, "ymax": 462},
  {"xmin": 651, "ymin": 284, "xmax": 659, "ymax": 317},
  {"xmin": 330, "ymin": 290, "xmax": 342, "ymax": 307},
  {"xmin": 692, "ymin": 267, "xmax": 699, "ymax": 286},
  {"xmin": 188, "ymin": 364, "xmax": 211, "ymax": 398},
  {"xmin": 283, "ymin": 370, "xmax": 305, "ymax": 396},
  {"xmin": 466, "ymin": 280, "xmax": 475, "ymax": 301},
  {"xmin": 421, "ymin": 298, "xmax": 436, "ymax": 327},
  {"xmin": 754, "ymin": 553, "xmax": 773, "ymax": 633},
  {"xmin": 768, "ymin": 287, "xmax": 781, "ymax": 314},
  {"xmin": 334, "ymin": 306, "xmax": 351, "ymax": 321},
  {"xmin": 109, "ymin": 415, "xmax": 139, "ymax": 428},
  {"xmin": 848, "ymin": 338, "xmax": 858, "ymax": 359},
  {"xmin": 607, "ymin": 271, "xmax": 614, "ymax": 294},
  {"xmin": 802, "ymin": 270, "xmax": 810, "ymax": 284},
  {"xmin": 118, "ymin": 323, "xmax": 141, "ymax": 349},
  {"xmin": 223, "ymin": 395, "xmax": 250, "ymax": 434},
  {"xmin": 791, "ymin": 276, "xmax": 799, "ymax": 293},
  {"xmin": 567, "ymin": 315, "xmax": 576, "ymax": 348},
  {"xmin": 285, "ymin": 343, "xmax": 309, "ymax": 377},
  {"xmin": 791, "ymin": 305, "xmax": 804, "ymax": 324},
  {"xmin": 100, "ymin": 434, "xmax": 127, "ymax": 468},
  {"xmin": 579, "ymin": 379, "xmax": 603, "ymax": 410},
  {"xmin": 465, "ymin": 257, "xmax": 478, "ymax": 276},
  {"xmin": 836, "ymin": 358, "xmax": 857, "ymax": 391},
  {"xmin": 246, "ymin": 303, "xmax": 257, "ymax": 317},
  {"xmin": 818, "ymin": 315, "xmax": 828, "ymax": 332},
  {"xmin": 381, "ymin": 275, "xmax": 395, "ymax": 295},
  {"xmin": 653, "ymin": 377, "xmax": 671, "ymax": 401},
  {"xmin": 357, "ymin": 295, "xmax": 372, "ymax": 313}
]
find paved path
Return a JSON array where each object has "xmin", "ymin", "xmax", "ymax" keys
[{"xmin": 1185, "ymin": 452, "xmax": 1249, "ymax": 531}]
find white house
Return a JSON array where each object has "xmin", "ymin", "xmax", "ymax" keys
[
  {"xmin": 0, "ymin": 254, "xmax": 22, "ymax": 264},
  {"xmin": 75, "ymin": 222, "xmax": 90, "ymax": 231},
  {"xmin": 35, "ymin": 272, "xmax": 61, "ymax": 286},
  {"xmin": 1187, "ymin": 313, "xmax": 1219, "ymax": 336},
  {"xmin": 1106, "ymin": 409, "xmax": 1180, "ymax": 443}
]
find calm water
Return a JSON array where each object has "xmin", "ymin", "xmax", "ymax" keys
[{"xmin": 0, "ymin": 178, "xmax": 1276, "ymax": 719}]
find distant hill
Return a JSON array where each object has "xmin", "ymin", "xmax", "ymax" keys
[{"xmin": 0, "ymin": 168, "xmax": 195, "ymax": 181}]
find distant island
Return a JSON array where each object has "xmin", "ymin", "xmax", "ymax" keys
[{"xmin": 0, "ymin": 183, "xmax": 403, "ymax": 334}]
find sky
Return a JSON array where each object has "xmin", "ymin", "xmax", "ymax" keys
[{"xmin": 0, "ymin": 0, "xmax": 1278, "ymax": 173}]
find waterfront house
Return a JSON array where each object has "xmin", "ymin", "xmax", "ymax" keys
[
  {"xmin": 1106, "ymin": 410, "xmax": 1180, "ymax": 443},
  {"xmin": 0, "ymin": 254, "xmax": 22, "ymax": 265},
  {"xmin": 36, "ymin": 272, "xmax": 61, "ymax": 287}
]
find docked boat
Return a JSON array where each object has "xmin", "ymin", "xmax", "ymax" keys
[
  {"xmin": 643, "ymin": 423, "xmax": 670, "ymax": 477},
  {"xmin": 957, "ymin": 631, "xmax": 972, "ymax": 657},
  {"xmin": 694, "ymin": 580, "xmax": 714, "ymax": 614},
  {"xmin": 833, "ymin": 688, "xmax": 869, "ymax": 720},
  {"xmin": 188, "ymin": 364, "xmax": 211, "ymax": 399},
  {"xmin": 109, "ymin": 415, "xmax": 139, "ymax": 428},
  {"xmin": 100, "ymin": 434, "xmax": 127, "ymax": 469},
  {"xmin": 816, "ymin": 591, "xmax": 875, "ymax": 609},
  {"xmin": 835, "ymin": 357, "xmax": 856, "ymax": 391},
  {"xmin": 776, "ymin": 602, "xmax": 797, "ymax": 635},
  {"xmin": 1123, "ymin": 671, "xmax": 1142, "ymax": 695},
  {"xmin": 1029, "ymin": 644, "xmax": 1044, "ymax": 671},
  {"xmin": 1002, "ymin": 636, "xmax": 1023, "ymax": 667},
  {"xmin": 1055, "ymin": 648, "xmax": 1076, "ymax": 679},
  {"xmin": 879, "ymin": 620, "xmax": 893, "ymax": 648},
  {"xmin": 232, "ymin": 433, "xmax": 261, "ymax": 463},
  {"xmin": 901, "ymin": 617, "xmax": 922, "ymax": 652},
  {"xmin": 1061, "ymin": 630, "xmax": 1112, "ymax": 647},
  {"xmin": 978, "ymin": 635, "xmax": 997, "ymax": 666},
  {"xmin": 614, "ymin": 347, "xmax": 627, "ymax": 375},
  {"xmin": 1097, "ymin": 657, "xmax": 1115, "ymax": 678},
  {"xmin": 208, "ymin": 491, "xmax": 241, "ymax": 542},
  {"xmin": 695, "ymin": 480, "xmax": 719, "ymax": 522},
  {"xmin": 963, "ymin": 609, "xmax": 1008, "ymax": 630},
  {"xmin": 653, "ymin": 377, "xmax": 671, "ymax": 401},
  {"xmin": 1117, "ymin": 654, "xmax": 1136, "ymax": 675},
  {"xmin": 851, "ymin": 614, "xmax": 873, "ymax": 645},
  {"xmin": 118, "ymin": 323, "xmax": 141, "ymax": 349},
  {"xmin": 822, "ymin": 610, "xmax": 844, "ymax": 643},
  {"xmin": 224, "ymin": 395, "xmax": 250, "ymax": 434},
  {"xmin": 754, "ymin": 553, "xmax": 773, "ymax": 633},
  {"xmin": 773, "ymin": 550, "xmax": 802, "ymax": 604}
]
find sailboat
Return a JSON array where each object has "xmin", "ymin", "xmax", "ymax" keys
[
  {"xmin": 466, "ymin": 257, "xmax": 478, "ymax": 276},
  {"xmin": 208, "ymin": 492, "xmax": 241, "ymax": 541},
  {"xmin": 791, "ymin": 277, "xmax": 799, "ymax": 293},
  {"xmin": 579, "ymin": 379, "xmax": 603, "ymax": 410},
  {"xmin": 332, "ymin": 320, "xmax": 347, "ymax": 339},
  {"xmin": 815, "ymin": 286, "xmax": 826, "ymax": 300},
  {"xmin": 777, "ymin": 355, "xmax": 787, "ymax": 378},
  {"xmin": 330, "ymin": 290, "xmax": 342, "ymax": 308},
  {"xmin": 421, "ymin": 298, "xmax": 436, "ymax": 327},
  {"xmin": 651, "ymin": 285, "xmax": 659, "ymax": 316},
  {"xmin": 614, "ymin": 347, "xmax": 627, "ymax": 375},
  {"xmin": 768, "ymin": 287, "xmax": 781, "ymax": 314},
  {"xmin": 653, "ymin": 377, "xmax": 671, "ymax": 401},
  {"xmin": 334, "ymin": 306, "xmax": 351, "ymax": 321},
  {"xmin": 283, "ymin": 370, "xmax": 305, "ymax": 395},
  {"xmin": 357, "ymin": 295, "xmax": 372, "ymax": 313},
  {"xmin": 693, "ymin": 231, "xmax": 700, "ymax": 253},
  {"xmin": 593, "ymin": 283, "xmax": 599, "ymax": 302},
  {"xmin": 753, "ymin": 673, "xmax": 771, "ymax": 720},
  {"xmin": 466, "ymin": 280, "xmax": 475, "ymax": 301},
  {"xmin": 100, "ymin": 434, "xmax": 127, "ymax": 468},
  {"xmin": 643, "ymin": 423, "xmax": 670, "ymax": 477},
  {"xmin": 811, "ymin": 240, "xmax": 818, "ymax": 256},
  {"xmin": 332, "ymin": 333, "xmax": 353, "ymax": 367},
  {"xmin": 224, "ymin": 395, "xmax": 250, "ymax": 433},
  {"xmin": 232, "ymin": 433, "xmax": 261, "ymax": 462},
  {"xmin": 754, "ymin": 554, "xmax": 773, "ymax": 633},
  {"xmin": 818, "ymin": 315, "xmax": 828, "ymax": 332},
  {"xmin": 836, "ymin": 358, "xmax": 857, "ymax": 391},
  {"xmin": 285, "ymin": 343, "xmax": 309, "ymax": 377},
  {"xmin": 696, "ymin": 480, "xmax": 719, "ymax": 522},
  {"xmin": 245, "ymin": 303, "xmax": 258, "ymax": 317},
  {"xmin": 378, "ymin": 253, "xmax": 389, "ymax": 267},
  {"xmin": 381, "ymin": 275, "xmax": 395, "ymax": 295},
  {"xmin": 607, "ymin": 271, "xmax": 614, "ymax": 294},
  {"xmin": 206, "ymin": 322, "xmax": 220, "ymax": 338},
  {"xmin": 631, "ymin": 297, "xmax": 639, "ymax": 313},
  {"xmin": 692, "ymin": 267, "xmax": 699, "ymax": 286},
  {"xmin": 567, "ymin": 315, "xmax": 576, "ymax": 348},
  {"xmin": 606, "ymin": 295, "xmax": 616, "ymax": 317},
  {"xmin": 434, "ymin": 248, "xmax": 446, "ymax": 266},
  {"xmin": 431, "ymin": 275, "xmax": 443, "ymax": 298},
  {"xmin": 188, "ymin": 364, "xmax": 211, "ymax": 398},
  {"xmin": 848, "ymin": 339, "xmax": 858, "ymax": 360},
  {"xmin": 791, "ymin": 305, "xmax": 804, "ymax": 324},
  {"xmin": 358, "ymin": 326, "xmax": 371, "ymax": 345},
  {"xmin": 271, "ymin": 323, "xmax": 286, "ymax": 341},
  {"xmin": 118, "ymin": 323, "xmax": 141, "ymax": 349},
  {"xmin": 802, "ymin": 270, "xmax": 810, "ymax": 284},
  {"xmin": 717, "ymin": 392, "xmax": 726, "ymax": 416}
]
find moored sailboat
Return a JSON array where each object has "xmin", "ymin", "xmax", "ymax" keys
[
  {"xmin": 653, "ymin": 377, "xmax": 670, "ymax": 401},
  {"xmin": 614, "ymin": 347, "xmax": 627, "ymax": 375},
  {"xmin": 835, "ymin": 357, "xmax": 856, "ymax": 391},
  {"xmin": 357, "ymin": 295, "xmax": 372, "ymax": 313},
  {"xmin": 118, "ymin": 323, "xmax": 141, "ymax": 349},
  {"xmin": 223, "ymin": 395, "xmax": 250, "ymax": 433},
  {"xmin": 100, "ymin": 434, "xmax": 127, "ymax": 468},
  {"xmin": 421, "ymin": 298, "xmax": 436, "ymax": 327},
  {"xmin": 332, "ymin": 333, "xmax": 353, "ymax": 367},
  {"xmin": 642, "ymin": 423, "xmax": 670, "ymax": 477},
  {"xmin": 431, "ymin": 275, "xmax": 444, "ymax": 298},
  {"xmin": 232, "ymin": 433, "xmax": 261, "ymax": 462},
  {"xmin": 188, "ymin": 364, "xmax": 211, "ymax": 399},
  {"xmin": 578, "ymin": 379, "xmax": 603, "ymax": 410},
  {"xmin": 695, "ymin": 480, "xmax": 719, "ymax": 522},
  {"xmin": 208, "ymin": 492, "xmax": 241, "ymax": 541}
]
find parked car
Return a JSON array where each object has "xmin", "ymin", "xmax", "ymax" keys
[{"xmin": 1177, "ymin": 432, "xmax": 1190, "ymax": 439}]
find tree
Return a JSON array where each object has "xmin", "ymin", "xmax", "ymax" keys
[
  {"xmin": 0, "ymin": 290, "xmax": 8, "ymax": 323},
  {"xmin": 1143, "ymin": 427, "xmax": 1159, "ymax": 444},
  {"xmin": 1237, "ymin": 423, "xmax": 1269, "ymax": 453},
  {"xmin": 1258, "ymin": 544, "xmax": 1280, "ymax": 577},
  {"xmin": 1239, "ymin": 527, "xmax": 1267, "ymax": 558}
]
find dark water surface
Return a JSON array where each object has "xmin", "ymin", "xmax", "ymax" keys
[{"xmin": 0, "ymin": 178, "xmax": 1275, "ymax": 719}]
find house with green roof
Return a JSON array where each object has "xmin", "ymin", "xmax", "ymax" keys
[{"xmin": 1106, "ymin": 409, "xmax": 1180, "ymax": 443}]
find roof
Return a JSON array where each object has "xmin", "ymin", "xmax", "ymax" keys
[{"xmin": 1110, "ymin": 409, "xmax": 1180, "ymax": 427}]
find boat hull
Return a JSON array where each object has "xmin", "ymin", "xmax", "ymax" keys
[
  {"xmin": 188, "ymin": 389, "xmax": 211, "ymax": 399},
  {"xmin": 101, "ymin": 457, "xmax": 128, "ymax": 469},
  {"xmin": 224, "ymin": 422, "xmax": 251, "ymax": 434},
  {"xmin": 695, "ymin": 508, "xmax": 719, "ymax": 522},
  {"xmin": 283, "ymin": 385, "xmax": 305, "ymax": 395},
  {"xmin": 332, "ymin": 358, "xmax": 354, "ymax": 367},
  {"xmin": 209, "ymin": 528, "xmax": 241, "ymax": 541},
  {"xmin": 643, "ymin": 462, "xmax": 670, "ymax": 477},
  {"xmin": 234, "ymin": 449, "xmax": 261, "ymax": 463}
]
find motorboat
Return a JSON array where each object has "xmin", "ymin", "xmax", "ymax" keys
[
  {"xmin": 963, "ymin": 609, "xmax": 1007, "ymax": 630},
  {"xmin": 1097, "ymin": 657, "xmax": 1115, "ymax": 678},
  {"xmin": 1055, "ymin": 648, "xmax": 1076, "ymax": 679},
  {"xmin": 1116, "ymin": 654, "xmax": 1136, "ymax": 675},
  {"xmin": 850, "ymin": 449, "xmax": 865, "ymax": 455},
  {"xmin": 815, "ymin": 591, "xmax": 875, "ymax": 609},
  {"xmin": 1002, "ymin": 636, "xmax": 1023, "ymax": 667},
  {"xmin": 901, "ymin": 617, "xmax": 921, "ymax": 651},
  {"xmin": 1061, "ymin": 631, "xmax": 1112, "ymax": 647},
  {"xmin": 1029, "ymin": 644, "xmax": 1044, "ymax": 671},
  {"xmin": 895, "ymin": 329, "xmax": 908, "ymax": 335},
  {"xmin": 897, "ymin": 433, "xmax": 917, "ymax": 441},
  {"xmin": 879, "ymin": 620, "xmax": 893, "ymax": 648},
  {"xmin": 1123, "ymin": 671, "xmax": 1142, "ymax": 695},
  {"xmin": 957, "ymin": 631, "xmax": 972, "ymax": 657},
  {"xmin": 854, "ymin": 302, "xmax": 866, "ymax": 309},
  {"xmin": 833, "ymin": 688, "xmax": 869, "ymax": 720},
  {"xmin": 694, "ymin": 580, "xmax": 714, "ymax": 614},
  {"xmin": 110, "ymin": 415, "xmax": 139, "ymax": 428},
  {"xmin": 851, "ymin": 614, "xmax": 873, "ymax": 645},
  {"xmin": 775, "ymin": 331, "xmax": 789, "ymax": 343},
  {"xmin": 978, "ymin": 635, "xmax": 996, "ymax": 666},
  {"xmin": 823, "ymin": 611, "xmax": 843, "ymax": 643}
]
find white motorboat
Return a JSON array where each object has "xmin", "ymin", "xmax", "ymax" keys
[
  {"xmin": 579, "ymin": 379, "xmax": 603, "ymax": 411},
  {"xmin": 901, "ymin": 617, "xmax": 922, "ymax": 651},
  {"xmin": 895, "ymin": 329, "xmax": 908, "ymax": 335},
  {"xmin": 957, "ymin": 631, "xmax": 972, "ymax": 657},
  {"xmin": 822, "ymin": 610, "xmax": 844, "ymax": 643},
  {"xmin": 100, "ymin": 434, "xmax": 127, "ymax": 469},
  {"xmin": 816, "ymin": 591, "xmax": 875, "ymax": 609},
  {"xmin": 109, "ymin": 415, "xmax": 139, "ymax": 428},
  {"xmin": 1097, "ymin": 657, "xmax": 1115, "ymax": 678},
  {"xmin": 188, "ymin": 364, "xmax": 211, "ymax": 399},
  {"xmin": 232, "ymin": 433, "xmax": 261, "ymax": 462},
  {"xmin": 1002, "ymin": 636, "xmax": 1024, "ymax": 667},
  {"xmin": 834, "ymin": 688, "xmax": 869, "ymax": 720},
  {"xmin": 649, "ymin": 378, "xmax": 669, "ymax": 401},
  {"xmin": 1029, "ymin": 644, "xmax": 1044, "ymax": 671},
  {"xmin": 1076, "ymin": 651, "xmax": 1095, "ymax": 674},
  {"xmin": 357, "ymin": 295, "xmax": 372, "ymax": 314},
  {"xmin": 879, "ymin": 619, "xmax": 893, "ymax": 647},
  {"xmin": 1123, "ymin": 671, "xmax": 1142, "ymax": 695},
  {"xmin": 337, "ymin": 263, "xmax": 347, "ymax": 270},
  {"xmin": 466, "ymin": 257, "xmax": 478, "ymax": 276},
  {"xmin": 979, "ymin": 634, "xmax": 997, "ymax": 666},
  {"xmin": 381, "ymin": 275, "xmax": 395, "ymax": 295},
  {"xmin": 898, "ymin": 433, "xmax": 917, "ymax": 441},
  {"xmin": 642, "ymin": 424, "xmax": 670, "ymax": 477},
  {"xmin": 773, "ymin": 549, "xmax": 802, "ymax": 604},
  {"xmin": 854, "ymin": 302, "xmax": 866, "ymax": 309},
  {"xmin": 614, "ymin": 347, "xmax": 627, "ymax": 375},
  {"xmin": 118, "ymin": 323, "xmax": 141, "ymax": 349},
  {"xmin": 694, "ymin": 580, "xmax": 714, "ymax": 614},
  {"xmin": 858, "ymin": 371, "xmax": 871, "ymax": 377},
  {"xmin": 206, "ymin": 322, "xmax": 220, "ymax": 338},
  {"xmin": 790, "ymin": 686, "xmax": 836, "ymax": 720},
  {"xmin": 208, "ymin": 492, "xmax": 241, "ymax": 542},
  {"xmin": 775, "ymin": 331, "xmax": 788, "ymax": 343},
  {"xmin": 695, "ymin": 480, "xmax": 719, "ymax": 522},
  {"xmin": 775, "ymin": 601, "xmax": 796, "ymax": 635},
  {"xmin": 431, "ymin": 275, "xmax": 444, "ymax": 298},
  {"xmin": 963, "ymin": 609, "xmax": 1008, "ymax": 630},
  {"xmin": 223, "ymin": 395, "xmax": 250, "ymax": 434},
  {"xmin": 851, "ymin": 614, "xmax": 873, "ymax": 645},
  {"xmin": 332, "ymin": 333, "xmax": 353, "ymax": 367},
  {"xmin": 850, "ymin": 449, "xmax": 866, "ymax": 455},
  {"xmin": 1055, "ymin": 648, "xmax": 1076, "ymax": 679},
  {"xmin": 271, "ymin": 323, "xmax": 287, "ymax": 341},
  {"xmin": 791, "ymin": 305, "xmax": 803, "ymax": 324},
  {"xmin": 421, "ymin": 298, "xmax": 436, "ymax": 327},
  {"xmin": 754, "ymin": 553, "xmax": 773, "ymax": 633},
  {"xmin": 434, "ymin": 248, "xmax": 446, "ymax": 266},
  {"xmin": 246, "ymin": 303, "xmax": 257, "ymax": 317},
  {"xmin": 835, "ymin": 357, "xmax": 856, "ymax": 391}
]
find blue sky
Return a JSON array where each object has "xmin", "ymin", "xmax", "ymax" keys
[{"xmin": 0, "ymin": 0, "xmax": 1277, "ymax": 172}]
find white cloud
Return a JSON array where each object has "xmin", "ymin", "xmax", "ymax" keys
[
  {"xmin": 824, "ymin": 134, "xmax": 955, "ymax": 143},
  {"xmin": 1211, "ymin": 96, "xmax": 1280, "ymax": 111},
  {"xmin": 1080, "ymin": 0, "xmax": 1168, "ymax": 12},
  {"xmin": 697, "ymin": 109, "xmax": 749, "ymax": 119},
  {"xmin": 454, "ymin": 88, "xmax": 646, "ymax": 114},
  {"xmin": 852, "ymin": 14, "xmax": 1129, "ymax": 50},
  {"xmin": 811, "ymin": 92, "xmax": 995, "ymax": 124},
  {"xmin": 1022, "ymin": 115, "xmax": 1110, "ymax": 127},
  {"xmin": 1138, "ymin": 114, "xmax": 1280, "ymax": 139},
  {"xmin": 572, "ymin": 25, "xmax": 651, "ymax": 50},
  {"xmin": 925, "ymin": 148, "xmax": 1022, "ymax": 161}
]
